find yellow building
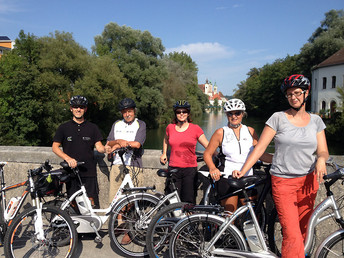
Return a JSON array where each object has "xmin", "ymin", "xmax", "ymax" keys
[{"xmin": 0, "ymin": 36, "xmax": 15, "ymax": 58}]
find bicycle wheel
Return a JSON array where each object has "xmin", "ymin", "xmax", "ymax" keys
[
  {"xmin": 169, "ymin": 214, "xmax": 246, "ymax": 258},
  {"xmin": 108, "ymin": 193, "xmax": 161, "ymax": 257},
  {"xmin": 4, "ymin": 205, "xmax": 77, "ymax": 258},
  {"xmin": 317, "ymin": 232, "xmax": 344, "ymax": 258},
  {"xmin": 146, "ymin": 202, "xmax": 187, "ymax": 258}
]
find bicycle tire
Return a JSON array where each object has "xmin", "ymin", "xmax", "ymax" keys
[
  {"xmin": 146, "ymin": 202, "xmax": 187, "ymax": 258},
  {"xmin": 108, "ymin": 193, "xmax": 161, "ymax": 257},
  {"xmin": 4, "ymin": 205, "xmax": 78, "ymax": 258},
  {"xmin": 169, "ymin": 214, "xmax": 246, "ymax": 258},
  {"xmin": 44, "ymin": 199, "xmax": 78, "ymax": 246},
  {"xmin": 317, "ymin": 231, "xmax": 344, "ymax": 258}
]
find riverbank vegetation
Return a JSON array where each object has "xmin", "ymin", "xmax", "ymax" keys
[
  {"xmin": 0, "ymin": 24, "xmax": 208, "ymax": 146},
  {"xmin": 234, "ymin": 9, "xmax": 344, "ymax": 144}
]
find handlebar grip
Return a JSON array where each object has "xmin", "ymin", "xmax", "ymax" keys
[
  {"xmin": 323, "ymin": 168, "xmax": 344, "ymax": 180},
  {"xmin": 60, "ymin": 161, "xmax": 85, "ymax": 169}
]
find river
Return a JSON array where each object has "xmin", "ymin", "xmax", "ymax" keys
[{"xmin": 145, "ymin": 111, "xmax": 343, "ymax": 155}]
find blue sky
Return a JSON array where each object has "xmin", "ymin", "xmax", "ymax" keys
[{"xmin": 1, "ymin": 0, "xmax": 343, "ymax": 96}]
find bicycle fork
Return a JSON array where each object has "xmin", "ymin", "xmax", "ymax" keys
[{"xmin": 33, "ymin": 202, "xmax": 45, "ymax": 242}]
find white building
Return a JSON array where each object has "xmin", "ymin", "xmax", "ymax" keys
[
  {"xmin": 198, "ymin": 79, "xmax": 227, "ymax": 106},
  {"xmin": 311, "ymin": 47, "xmax": 344, "ymax": 114}
]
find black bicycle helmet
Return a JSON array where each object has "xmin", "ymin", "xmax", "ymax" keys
[
  {"xmin": 69, "ymin": 95, "xmax": 88, "ymax": 107},
  {"xmin": 281, "ymin": 74, "xmax": 311, "ymax": 94},
  {"xmin": 118, "ymin": 98, "xmax": 136, "ymax": 111},
  {"xmin": 173, "ymin": 100, "xmax": 191, "ymax": 112}
]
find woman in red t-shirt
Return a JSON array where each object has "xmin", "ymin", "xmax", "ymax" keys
[{"xmin": 160, "ymin": 100, "xmax": 209, "ymax": 203}]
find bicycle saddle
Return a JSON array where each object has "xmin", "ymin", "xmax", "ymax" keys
[
  {"xmin": 157, "ymin": 168, "xmax": 178, "ymax": 177},
  {"xmin": 226, "ymin": 175, "xmax": 261, "ymax": 190}
]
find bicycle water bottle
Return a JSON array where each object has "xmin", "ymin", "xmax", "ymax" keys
[
  {"xmin": 75, "ymin": 195, "xmax": 91, "ymax": 215},
  {"xmin": 5, "ymin": 197, "xmax": 20, "ymax": 220},
  {"xmin": 243, "ymin": 220, "xmax": 262, "ymax": 252}
]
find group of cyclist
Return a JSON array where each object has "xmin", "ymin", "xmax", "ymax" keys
[{"xmin": 52, "ymin": 74, "xmax": 329, "ymax": 258}]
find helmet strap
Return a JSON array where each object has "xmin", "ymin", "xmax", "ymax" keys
[
  {"xmin": 176, "ymin": 118, "xmax": 187, "ymax": 125},
  {"xmin": 229, "ymin": 122, "xmax": 241, "ymax": 128}
]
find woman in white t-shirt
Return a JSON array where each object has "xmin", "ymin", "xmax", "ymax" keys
[{"xmin": 203, "ymin": 98, "xmax": 272, "ymax": 213}]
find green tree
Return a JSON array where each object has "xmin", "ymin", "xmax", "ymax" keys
[
  {"xmin": 234, "ymin": 55, "xmax": 299, "ymax": 117},
  {"xmin": 160, "ymin": 52, "xmax": 208, "ymax": 124},
  {"xmin": 299, "ymin": 9, "xmax": 344, "ymax": 78},
  {"xmin": 93, "ymin": 23, "xmax": 167, "ymax": 127},
  {"xmin": 0, "ymin": 30, "xmax": 129, "ymax": 146},
  {"xmin": 0, "ymin": 30, "xmax": 44, "ymax": 145}
]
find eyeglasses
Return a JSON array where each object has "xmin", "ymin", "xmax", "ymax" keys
[
  {"xmin": 175, "ymin": 110, "xmax": 189, "ymax": 115},
  {"xmin": 227, "ymin": 111, "xmax": 242, "ymax": 117},
  {"xmin": 72, "ymin": 105, "xmax": 86, "ymax": 109},
  {"xmin": 285, "ymin": 90, "xmax": 306, "ymax": 99}
]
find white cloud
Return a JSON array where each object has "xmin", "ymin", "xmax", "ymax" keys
[{"xmin": 165, "ymin": 42, "xmax": 235, "ymax": 63}]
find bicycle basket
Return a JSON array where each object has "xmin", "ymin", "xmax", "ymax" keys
[{"xmin": 34, "ymin": 172, "xmax": 63, "ymax": 197}]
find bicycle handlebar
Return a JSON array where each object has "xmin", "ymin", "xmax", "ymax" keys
[
  {"xmin": 323, "ymin": 167, "xmax": 344, "ymax": 181},
  {"xmin": 60, "ymin": 161, "xmax": 85, "ymax": 169}
]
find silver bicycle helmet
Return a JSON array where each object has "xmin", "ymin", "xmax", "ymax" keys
[{"xmin": 223, "ymin": 99, "xmax": 246, "ymax": 112}]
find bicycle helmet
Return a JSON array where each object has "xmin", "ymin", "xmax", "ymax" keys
[
  {"xmin": 118, "ymin": 98, "xmax": 136, "ymax": 111},
  {"xmin": 69, "ymin": 95, "xmax": 88, "ymax": 107},
  {"xmin": 281, "ymin": 74, "xmax": 311, "ymax": 94},
  {"xmin": 223, "ymin": 99, "xmax": 246, "ymax": 112},
  {"xmin": 173, "ymin": 100, "xmax": 191, "ymax": 112}
]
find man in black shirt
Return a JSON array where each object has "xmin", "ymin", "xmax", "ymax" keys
[{"xmin": 52, "ymin": 95, "xmax": 109, "ymax": 207}]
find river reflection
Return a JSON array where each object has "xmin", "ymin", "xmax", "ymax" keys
[
  {"xmin": 145, "ymin": 110, "xmax": 268, "ymax": 151},
  {"xmin": 145, "ymin": 111, "xmax": 342, "ymax": 155}
]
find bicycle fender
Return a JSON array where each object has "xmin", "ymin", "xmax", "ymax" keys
[{"xmin": 314, "ymin": 229, "xmax": 344, "ymax": 257}]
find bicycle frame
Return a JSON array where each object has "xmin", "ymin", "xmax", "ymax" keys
[
  {"xmin": 60, "ymin": 171, "xmax": 137, "ymax": 226},
  {"xmin": 0, "ymin": 162, "xmax": 30, "ymax": 224}
]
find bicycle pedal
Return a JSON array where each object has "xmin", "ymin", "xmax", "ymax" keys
[{"xmin": 94, "ymin": 236, "xmax": 102, "ymax": 243}]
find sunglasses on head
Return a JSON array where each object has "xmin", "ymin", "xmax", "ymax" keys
[
  {"xmin": 175, "ymin": 110, "xmax": 189, "ymax": 115},
  {"xmin": 72, "ymin": 105, "xmax": 86, "ymax": 109},
  {"xmin": 227, "ymin": 111, "xmax": 242, "ymax": 117}
]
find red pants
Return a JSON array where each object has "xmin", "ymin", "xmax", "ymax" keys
[{"xmin": 271, "ymin": 172, "xmax": 319, "ymax": 258}]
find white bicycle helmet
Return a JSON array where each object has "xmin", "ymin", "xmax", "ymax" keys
[{"xmin": 223, "ymin": 98, "xmax": 246, "ymax": 112}]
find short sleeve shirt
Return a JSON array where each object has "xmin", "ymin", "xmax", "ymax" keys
[
  {"xmin": 107, "ymin": 118, "xmax": 146, "ymax": 167},
  {"xmin": 167, "ymin": 123, "xmax": 204, "ymax": 167},
  {"xmin": 266, "ymin": 111, "xmax": 326, "ymax": 178},
  {"xmin": 53, "ymin": 120, "xmax": 103, "ymax": 177}
]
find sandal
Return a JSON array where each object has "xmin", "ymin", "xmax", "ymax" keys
[{"xmin": 120, "ymin": 233, "xmax": 132, "ymax": 245}]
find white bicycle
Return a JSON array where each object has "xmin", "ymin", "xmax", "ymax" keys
[{"xmin": 46, "ymin": 147, "xmax": 157, "ymax": 250}]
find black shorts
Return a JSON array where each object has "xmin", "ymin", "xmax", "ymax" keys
[
  {"xmin": 66, "ymin": 177, "xmax": 99, "ymax": 201},
  {"xmin": 216, "ymin": 177, "xmax": 257, "ymax": 199},
  {"xmin": 165, "ymin": 167, "xmax": 198, "ymax": 204}
]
